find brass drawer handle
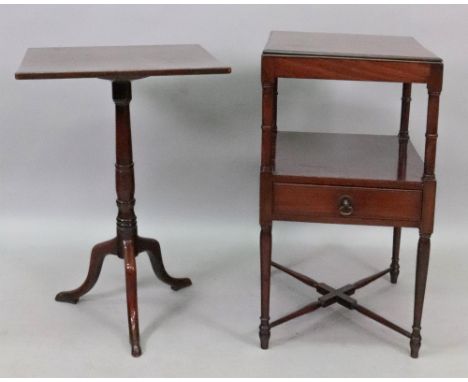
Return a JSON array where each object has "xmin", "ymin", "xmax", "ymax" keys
[{"xmin": 339, "ymin": 195, "xmax": 353, "ymax": 216}]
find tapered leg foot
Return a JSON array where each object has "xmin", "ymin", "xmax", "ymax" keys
[
  {"xmin": 260, "ymin": 224, "xmax": 272, "ymax": 349},
  {"xmin": 123, "ymin": 239, "xmax": 141, "ymax": 357},
  {"xmin": 259, "ymin": 319, "xmax": 271, "ymax": 349},
  {"xmin": 390, "ymin": 271, "xmax": 400, "ymax": 284},
  {"xmin": 390, "ymin": 227, "xmax": 401, "ymax": 284},
  {"xmin": 55, "ymin": 238, "xmax": 117, "ymax": 304},
  {"xmin": 410, "ymin": 330, "xmax": 421, "ymax": 358},
  {"xmin": 410, "ymin": 233, "xmax": 431, "ymax": 359},
  {"xmin": 137, "ymin": 237, "xmax": 192, "ymax": 291}
]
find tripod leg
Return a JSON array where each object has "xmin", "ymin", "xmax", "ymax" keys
[
  {"xmin": 55, "ymin": 238, "xmax": 117, "ymax": 304},
  {"xmin": 137, "ymin": 237, "xmax": 191, "ymax": 291},
  {"xmin": 123, "ymin": 239, "xmax": 141, "ymax": 357}
]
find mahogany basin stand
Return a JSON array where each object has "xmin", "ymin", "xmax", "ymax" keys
[
  {"xmin": 16, "ymin": 45, "xmax": 230, "ymax": 357},
  {"xmin": 259, "ymin": 31, "xmax": 443, "ymax": 358}
]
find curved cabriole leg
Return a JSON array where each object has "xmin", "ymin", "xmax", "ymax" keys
[
  {"xmin": 55, "ymin": 238, "xmax": 118, "ymax": 304},
  {"xmin": 410, "ymin": 234, "xmax": 431, "ymax": 358},
  {"xmin": 122, "ymin": 240, "xmax": 141, "ymax": 357},
  {"xmin": 259, "ymin": 224, "xmax": 272, "ymax": 349},
  {"xmin": 137, "ymin": 237, "xmax": 191, "ymax": 291},
  {"xmin": 390, "ymin": 227, "xmax": 401, "ymax": 284}
]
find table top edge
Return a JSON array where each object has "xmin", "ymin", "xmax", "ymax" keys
[
  {"xmin": 262, "ymin": 50, "xmax": 443, "ymax": 64},
  {"xmin": 263, "ymin": 30, "xmax": 442, "ymax": 63},
  {"xmin": 15, "ymin": 43, "xmax": 231, "ymax": 80},
  {"xmin": 15, "ymin": 67, "xmax": 232, "ymax": 80}
]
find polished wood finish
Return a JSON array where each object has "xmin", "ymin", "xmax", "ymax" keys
[
  {"xmin": 273, "ymin": 184, "xmax": 422, "ymax": 226},
  {"xmin": 259, "ymin": 31, "xmax": 443, "ymax": 358},
  {"xmin": 55, "ymin": 80, "xmax": 191, "ymax": 357},
  {"xmin": 16, "ymin": 45, "xmax": 230, "ymax": 357},
  {"xmin": 264, "ymin": 31, "xmax": 441, "ymax": 62},
  {"xmin": 275, "ymin": 132, "xmax": 423, "ymax": 189},
  {"xmin": 269, "ymin": 261, "xmax": 415, "ymax": 338},
  {"xmin": 268, "ymin": 56, "xmax": 433, "ymax": 83},
  {"xmin": 15, "ymin": 44, "xmax": 231, "ymax": 80}
]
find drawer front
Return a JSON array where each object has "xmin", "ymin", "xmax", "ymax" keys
[{"xmin": 273, "ymin": 183, "xmax": 422, "ymax": 225}]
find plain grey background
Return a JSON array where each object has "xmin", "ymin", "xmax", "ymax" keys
[{"xmin": 1, "ymin": 4, "xmax": 467, "ymax": 377}]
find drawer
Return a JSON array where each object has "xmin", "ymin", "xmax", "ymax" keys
[{"xmin": 273, "ymin": 183, "xmax": 422, "ymax": 226}]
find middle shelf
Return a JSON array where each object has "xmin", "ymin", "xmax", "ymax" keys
[{"xmin": 274, "ymin": 131, "xmax": 424, "ymax": 190}]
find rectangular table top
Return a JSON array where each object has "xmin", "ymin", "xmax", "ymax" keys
[
  {"xmin": 264, "ymin": 31, "xmax": 441, "ymax": 63},
  {"xmin": 15, "ymin": 44, "xmax": 231, "ymax": 80}
]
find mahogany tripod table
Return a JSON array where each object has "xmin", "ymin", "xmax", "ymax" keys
[
  {"xmin": 259, "ymin": 31, "xmax": 443, "ymax": 357},
  {"xmin": 16, "ymin": 44, "xmax": 230, "ymax": 356}
]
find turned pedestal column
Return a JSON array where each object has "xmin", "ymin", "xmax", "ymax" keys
[{"xmin": 55, "ymin": 80, "xmax": 192, "ymax": 356}]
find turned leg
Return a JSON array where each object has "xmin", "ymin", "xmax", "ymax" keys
[
  {"xmin": 259, "ymin": 75, "xmax": 276, "ymax": 349},
  {"xmin": 410, "ymin": 73, "xmax": 442, "ymax": 358},
  {"xmin": 137, "ymin": 237, "xmax": 191, "ymax": 291},
  {"xmin": 392, "ymin": 83, "xmax": 412, "ymax": 284},
  {"xmin": 55, "ymin": 238, "xmax": 117, "ymax": 303},
  {"xmin": 410, "ymin": 234, "xmax": 431, "ymax": 358},
  {"xmin": 390, "ymin": 228, "xmax": 401, "ymax": 284},
  {"xmin": 259, "ymin": 224, "xmax": 272, "ymax": 349}
]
